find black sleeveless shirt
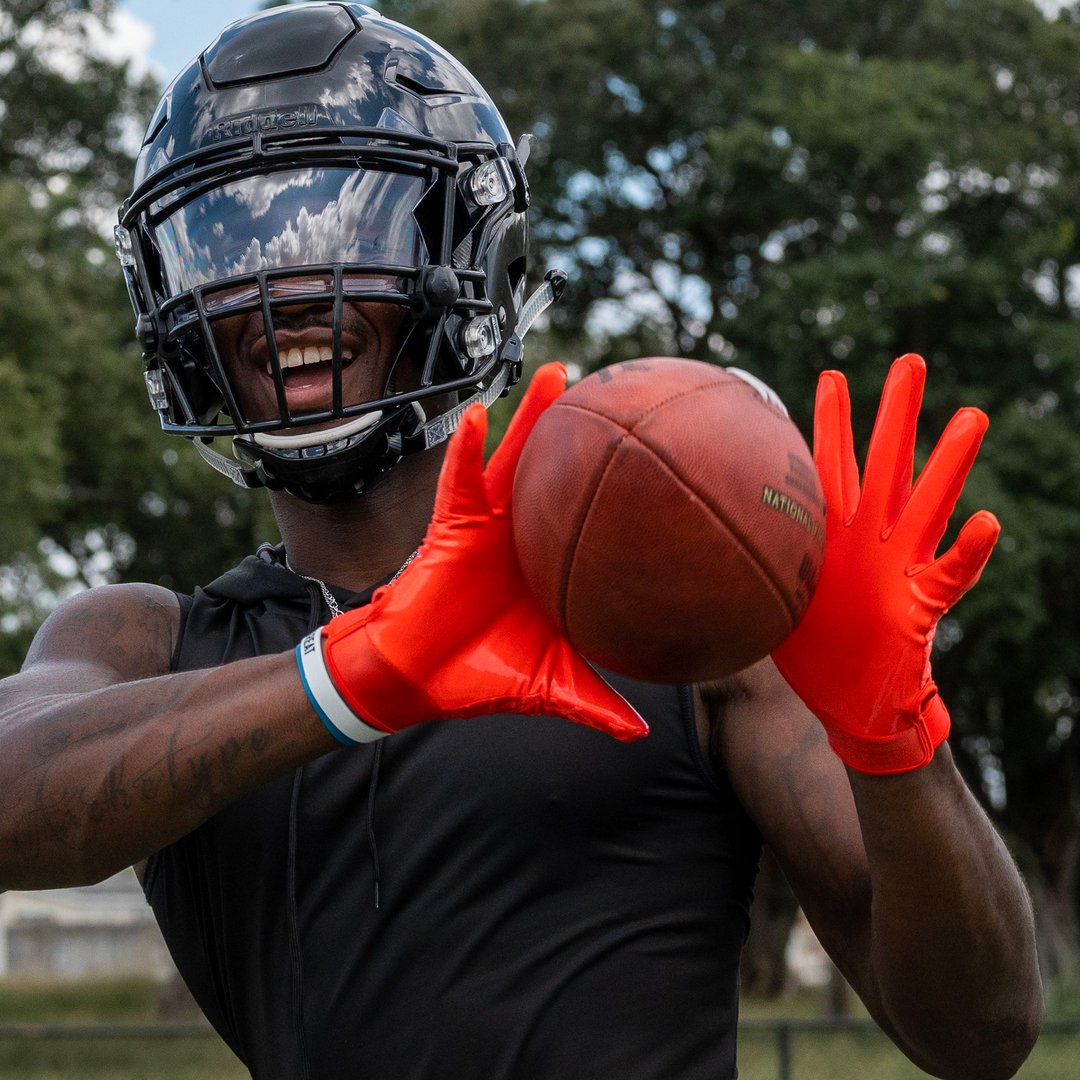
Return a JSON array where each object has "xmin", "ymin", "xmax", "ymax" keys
[{"xmin": 147, "ymin": 546, "xmax": 762, "ymax": 1079}]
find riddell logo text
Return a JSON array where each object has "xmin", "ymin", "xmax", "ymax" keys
[{"xmin": 209, "ymin": 105, "xmax": 322, "ymax": 141}]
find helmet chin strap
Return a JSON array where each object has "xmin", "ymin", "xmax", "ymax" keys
[
  {"xmin": 190, "ymin": 270, "xmax": 566, "ymax": 490},
  {"xmin": 404, "ymin": 268, "xmax": 567, "ymax": 454},
  {"xmin": 192, "ymin": 431, "xmax": 267, "ymax": 489}
]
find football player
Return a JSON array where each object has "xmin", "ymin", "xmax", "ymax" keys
[{"xmin": 0, "ymin": 5, "xmax": 1041, "ymax": 1077}]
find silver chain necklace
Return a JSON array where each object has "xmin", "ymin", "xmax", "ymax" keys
[
  {"xmin": 285, "ymin": 555, "xmax": 342, "ymax": 618},
  {"xmin": 285, "ymin": 549, "xmax": 420, "ymax": 621}
]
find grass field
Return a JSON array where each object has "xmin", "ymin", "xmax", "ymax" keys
[
  {"xmin": 0, "ymin": 1033, "xmax": 247, "ymax": 1080},
  {"xmin": 0, "ymin": 980, "xmax": 245, "ymax": 1079},
  {"xmin": 737, "ymin": 985, "xmax": 1080, "ymax": 1080},
  {"xmin": 0, "ymin": 979, "xmax": 1074, "ymax": 1078},
  {"xmin": 736, "ymin": 1019, "xmax": 1080, "ymax": 1080}
]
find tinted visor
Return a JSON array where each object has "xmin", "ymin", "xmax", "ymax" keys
[{"xmin": 153, "ymin": 166, "xmax": 431, "ymax": 293}]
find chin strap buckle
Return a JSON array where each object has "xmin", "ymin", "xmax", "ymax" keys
[{"xmin": 190, "ymin": 436, "xmax": 267, "ymax": 489}]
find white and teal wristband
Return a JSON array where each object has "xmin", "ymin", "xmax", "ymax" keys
[{"xmin": 296, "ymin": 630, "xmax": 389, "ymax": 746}]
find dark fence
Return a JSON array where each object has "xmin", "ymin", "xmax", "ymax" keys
[{"xmin": 0, "ymin": 1018, "xmax": 1072, "ymax": 1078}]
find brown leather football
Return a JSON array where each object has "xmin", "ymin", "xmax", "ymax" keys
[{"xmin": 512, "ymin": 357, "xmax": 826, "ymax": 683}]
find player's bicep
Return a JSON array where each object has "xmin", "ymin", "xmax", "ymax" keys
[
  {"xmin": 12, "ymin": 584, "xmax": 181, "ymax": 700},
  {"xmin": 2, "ymin": 585, "xmax": 181, "ymax": 889},
  {"xmin": 703, "ymin": 660, "xmax": 878, "ymax": 1002}
]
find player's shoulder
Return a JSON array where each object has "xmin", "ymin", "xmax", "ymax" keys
[
  {"xmin": 696, "ymin": 655, "xmax": 828, "ymax": 772},
  {"xmin": 697, "ymin": 655, "xmax": 790, "ymax": 713},
  {"xmin": 23, "ymin": 582, "xmax": 181, "ymax": 682}
]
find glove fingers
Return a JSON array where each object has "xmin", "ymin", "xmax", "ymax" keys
[
  {"xmin": 917, "ymin": 510, "xmax": 1000, "ymax": 610},
  {"xmin": 433, "ymin": 403, "xmax": 490, "ymax": 522},
  {"xmin": 902, "ymin": 407, "xmax": 989, "ymax": 564},
  {"xmin": 813, "ymin": 370, "xmax": 860, "ymax": 523},
  {"xmin": 485, "ymin": 362, "xmax": 567, "ymax": 508},
  {"xmin": 859, "ymin": 354, "xmax": 925, "ymax": 532}
]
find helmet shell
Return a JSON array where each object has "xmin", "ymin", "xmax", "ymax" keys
[{"xmin": 133, "ymin": 3, "xmax": 515, "ymax": 188}]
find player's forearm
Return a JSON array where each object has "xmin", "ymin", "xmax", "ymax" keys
[
  {"xmin": 0, "ymin": 654, "xmax": 337, "ymax": 889},
  {"xmin": 848, "ymin": 744, "xmax": 1042, "ymax": 1080}
]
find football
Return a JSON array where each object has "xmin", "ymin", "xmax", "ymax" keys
[{"xmin": 512, "ymin": 357, "xmax": 826, "ymax": 683}]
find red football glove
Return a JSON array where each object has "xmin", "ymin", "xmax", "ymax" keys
[
  {"xmin": 772, "ymin": 354, "xmax": 1000, "ymax": 775},
  {"xmin": 296, "ymin": 363, "xmax": 648, "ymax": 746}
]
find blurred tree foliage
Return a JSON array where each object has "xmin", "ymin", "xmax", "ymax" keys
[
  {"xmin": 6, "ymin": 0, "xmax": 1080, "ymax": 987},
  {"xmin": 0, "ymin": 0, "xmax": 277, "ymax": 671},
  {"xmin": 368, "ymin": 0, "xmax": 1080, "ymax": 985}
]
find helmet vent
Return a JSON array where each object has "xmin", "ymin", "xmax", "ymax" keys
[
  {"xmin": 142, "ymin": 95, "xmax": 170, "ymax": 146},
  {"xmin": 384, "ymin": 49, "xmax": 472, "ymax": 98},
  {"xmin": 203, "ymin": 5, "xmax": 357, "ymax": 88}
]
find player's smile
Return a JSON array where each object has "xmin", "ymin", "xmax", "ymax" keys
[
  {"xmin": 243, "ymin": 316, "xmax": 366, "ymax": 414},
  {"xmin": 218, "ymin": 297, "xmax": 407, "ymax": 425}
]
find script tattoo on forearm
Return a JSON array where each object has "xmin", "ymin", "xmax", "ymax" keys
[{"xmin": 16, "ymin": 678, "xmax": 272, "ymax": 873}]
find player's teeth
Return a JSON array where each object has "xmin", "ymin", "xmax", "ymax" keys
[{"xmin": 266, "ymin": 347, "xmax": 342, "ymax": 374}]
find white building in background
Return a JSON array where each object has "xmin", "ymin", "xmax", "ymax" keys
[
  {"xmin": 785, "ymin": 909, "xmax": 831, "ymax": 988},
  {"xmin": 0, "ymin": 869, "xmax": 174, "ymax": 980}
]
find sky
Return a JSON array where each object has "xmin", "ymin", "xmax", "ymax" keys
[
  {"xmin": 116, "ymin": 1, "xmax": 268, "ymax": 83},
  {"xmin": 112, "ymin": 1, "xmax": 1075, "ymax": 86}
]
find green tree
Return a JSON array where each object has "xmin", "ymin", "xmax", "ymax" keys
[{"xmin": 373, "ymin": 0, "xmax": 1080, "ymax": 988}]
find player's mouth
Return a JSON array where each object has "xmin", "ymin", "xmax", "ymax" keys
[
  {"xmin": 221, "ymin": 298, "xmax": 406, "ymax": 424},
  {"xmin": 245, "ymin": 329, "xmax": 369, "ymax": 414},
  {"xmin": 262, "ymin": 344, "xmax": 357, "ymax": 386}
]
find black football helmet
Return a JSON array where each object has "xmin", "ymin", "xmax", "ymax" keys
[{"xmin": 115, "ymin": 2, "xmax": 559, "ymax": 502}]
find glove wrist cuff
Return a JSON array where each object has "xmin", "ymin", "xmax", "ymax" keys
[
  {"xmin": 296, "ymin": 630, "xmax": 391, "ymax": 746},
  {"xmin": 828, "ymin": 689, "xmax": 951, "ymax": 775}
]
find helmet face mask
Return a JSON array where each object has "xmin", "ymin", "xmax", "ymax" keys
[{"xmin": 116, "ymin": 2, "xmax": 531, "ymax": 502}]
